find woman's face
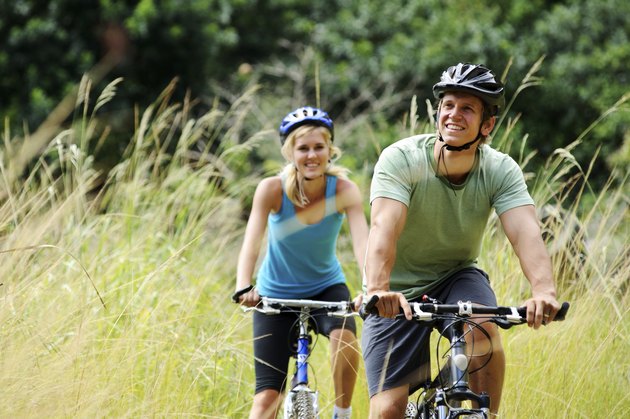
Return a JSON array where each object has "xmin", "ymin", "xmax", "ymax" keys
[{"xmin": 292, "ymin": 129, "xmax": 331, "ymax": 179}]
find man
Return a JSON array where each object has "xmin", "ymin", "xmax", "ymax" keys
[{"xmin": 362, "ymin": 63, "xmax": 561, "ymax": 417}]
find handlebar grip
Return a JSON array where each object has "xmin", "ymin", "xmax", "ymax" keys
[
  {"xmin": 359, "ymin": 295, "xmax": 380, "ymax": 318},
  {"xmin": 516, "ymin": 301, "xmax": 570, "ymax": 321},
  {"xmin": 554, "ymin": 301, "xmax": 570, "ymax": 321}
]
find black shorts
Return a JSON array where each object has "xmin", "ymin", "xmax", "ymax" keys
[
  {"xmin": 253, "ymin": 283, "xmax": 357, "ymax": 394},
  {"xmin": 361, "ymin": 268, "xmax": 497, "ymax": 397}
]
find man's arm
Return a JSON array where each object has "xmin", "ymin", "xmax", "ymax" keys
[
  {"xmin": 365, "ymin": 197, "xmax": 412, "ymax": 319},
  {"xmin": 499, "ymin": 205, "xmax": 561, "ymax": 328}
]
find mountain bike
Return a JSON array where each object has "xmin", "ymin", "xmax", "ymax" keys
[
  {"xmin": 244, "ymin": 296, "xmax": 359, "ymax": 419},
  {"xmin": 363, "ymin": 296, "xmax": 570, "ymax": 419}
]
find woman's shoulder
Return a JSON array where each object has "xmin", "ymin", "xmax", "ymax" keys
[
  {"xmin": 257, "ymin": 176, "xmax": 283, "ymax": 192},
  {"xmin": 254, "ymin": 176, "xmax": 284, "ymax": 210},
  {"xmin": 334, "ymin": 176, "xmax": 358, "ymax": 190},
  {"xmin": 335, "ymin": 177, "xmax": 362, "ymax": 208}
]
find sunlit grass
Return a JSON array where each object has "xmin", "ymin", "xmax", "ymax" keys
[{"xmin": 0, "ymin": 72, "xmax": 627, "ymax": 418}]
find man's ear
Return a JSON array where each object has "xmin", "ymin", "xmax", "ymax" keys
[
  {"xmin": 481, "ymin": 116, "xmax": 496, "ymax": 137},
  {"xmin": 434, "ymin": 100, "xmax": 442, "ymax": 128}
]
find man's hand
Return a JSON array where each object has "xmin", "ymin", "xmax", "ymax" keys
[
  {"xmin": 366, "ymin": 291, "xmax": 413, "ymax": 320},
  {"xmin": 523, "ymin": 292, "xmax": 561, "ymax": 329}
]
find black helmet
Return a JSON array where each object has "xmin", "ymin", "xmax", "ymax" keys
[
  {"xmin": 278, "ymin": 106, "xmax": 334, "ymax": 145},
  {"xmin": 432, "ymin": 63, "xmax": 505, "ymax": 116}
]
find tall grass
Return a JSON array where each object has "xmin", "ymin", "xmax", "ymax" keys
[
  {"xmin": 0, "ymin": 72, "xmax": 627, "ymax": 418},
  {"xmin": 482, "ymin": 120, "xmax": 629, "ymax": 418}
]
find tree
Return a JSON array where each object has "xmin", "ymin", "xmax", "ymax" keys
[
  {"xmin": 1, "ymin": 0, "xmax": 627, "ymax": 185},
  {"xmin": 508, "ymin": 0, "xmax": 630, "ymax": 179}
]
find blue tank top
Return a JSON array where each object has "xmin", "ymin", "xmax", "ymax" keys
[{"xmin": 256, "ymin": 175, "xmax": 346, "ymax": 298}]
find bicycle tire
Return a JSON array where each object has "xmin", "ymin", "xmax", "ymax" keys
[
  {"xmin": 286, "ymin": 389, "xmax": 318, "ymax": 419},
  {"xmin": 404, "ymin": 401, "xmax": 419, "ymax": 419}
]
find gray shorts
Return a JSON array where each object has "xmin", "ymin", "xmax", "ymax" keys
[{"xmin": 361, "ymin": 268, "xmax": 497, "ymax": 397}]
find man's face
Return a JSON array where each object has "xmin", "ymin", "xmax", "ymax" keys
[{"xmin": 438, "ymin": 92, "xmax": 494, "ymax": 146}]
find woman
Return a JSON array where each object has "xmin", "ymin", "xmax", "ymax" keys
[{"xmin": 234, "ymin": 106, "xmax": 368, "ymax": 419}]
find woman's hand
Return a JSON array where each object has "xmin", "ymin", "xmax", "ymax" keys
[{"xmin": 232, "ymin": 285, "xmax": 260, "ymax": 307}]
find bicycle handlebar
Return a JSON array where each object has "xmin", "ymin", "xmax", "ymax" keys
[
  {"xmin": 361, "ymin": 295, "xmax": 570, "ymax": 327},
  {"xmin": 243, "ymin": 296, "xmax": 359, "ymax": 318}
]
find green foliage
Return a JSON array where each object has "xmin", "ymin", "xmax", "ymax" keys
[
  {"xmin": 0, "ymin": 0, "xmax": 101, "ymax": 125},
  {"xmin": 1, "ymin": 0, "xmax": 628, "ymax": 187},
  {"xmin": 509, "ymin": 0, "xmax": 630, "ymax": 175}
]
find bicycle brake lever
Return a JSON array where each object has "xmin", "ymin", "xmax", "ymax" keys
[
  {"xmin": 359, "ymin": 295, "xmax": 380, "ymax": 318},
  {"xmin": 495, "ymin": 318, "xmax": 516, "ymax": 330}
]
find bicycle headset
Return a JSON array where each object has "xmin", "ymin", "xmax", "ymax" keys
[
  {"xmin": 432, "ymin": 63, "xmax": 505, "ymax": 152},
  {"xmin": 279, "ymin": 106, "xmax": 334, "ymax": 145}
]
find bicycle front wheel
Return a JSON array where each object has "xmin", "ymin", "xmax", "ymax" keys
[
  {"xmin": 405, "ymin": 401, "xmax": 419, "ymax": 419},
  {"xmin": 284, "ymin": 388, "xmax": 318, "ymax": 419}
]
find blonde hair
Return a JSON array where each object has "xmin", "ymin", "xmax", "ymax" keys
[{"xmin": 280, "ymin": 125, "xmax": 349, "ymax": 207}]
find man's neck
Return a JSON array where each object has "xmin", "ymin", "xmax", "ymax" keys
[{"xmin": 433, "ymin": 140, "xmax": 478, "ymax": 184}]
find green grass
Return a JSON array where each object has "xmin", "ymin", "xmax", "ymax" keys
[{"xmin": 0, "ymin": 77, "xmax": 628, "ymax": 418}]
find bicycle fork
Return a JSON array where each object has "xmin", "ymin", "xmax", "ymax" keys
[
  {"xmin": 439, "ymin": 320, "xmax": 490, "ymax": 416},
  {"xmin": 284, "ymin": 310, "xmax": 319, "ymax": 418}
]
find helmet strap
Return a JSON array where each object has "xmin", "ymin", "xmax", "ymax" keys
[
  {"xmin": 435, "ymin": 142, "xmax": 458, "ymax": 196},
  {"xmin": 437, "ymin": 128, "xmax": 483, "ymax": 152}
]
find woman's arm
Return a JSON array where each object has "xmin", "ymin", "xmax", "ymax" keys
[
  {"xmin": 235, "ymin": 177, "xmax": 281, "ymax": 305},
  {"xmin": 337, "ymin": 179, "xmax": 369, "ymax": 271}
]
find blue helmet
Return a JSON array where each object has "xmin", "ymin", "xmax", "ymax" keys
[
  {"xmin": 278, "ymin": 106, "xmax": 334, "ymax": 145},
  {"xmin": 433, "ymin": 63, "xmax": 505, "ymax": 116}
]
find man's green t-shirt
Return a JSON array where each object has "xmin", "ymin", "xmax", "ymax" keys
[{"xmin": 370, "ymin": 134, "xmax": 534, "ymax": 299}]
